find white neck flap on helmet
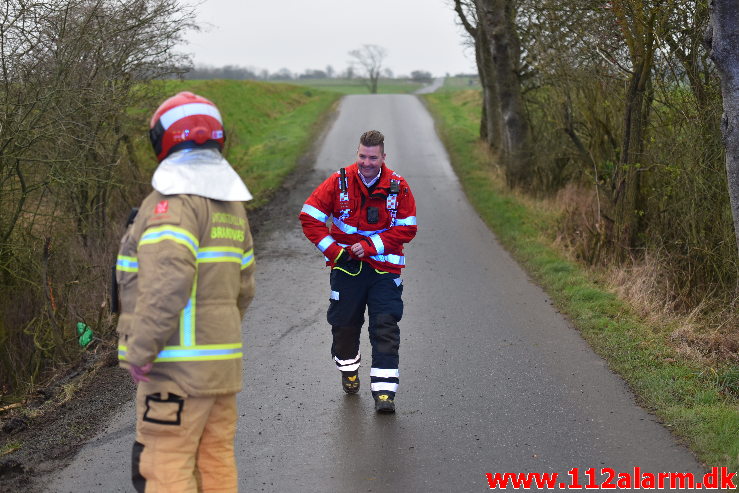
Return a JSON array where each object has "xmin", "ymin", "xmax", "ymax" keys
[{"xmin": 151, "ymin": 148, "xmax": 253, "ymax": 202}]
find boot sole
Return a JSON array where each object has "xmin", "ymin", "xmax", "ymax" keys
[{"xmin": 375, "ymin": 402, "xmax": 395, "ymax": 413}]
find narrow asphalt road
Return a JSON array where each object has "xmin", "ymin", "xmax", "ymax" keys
[{"xmin": 46, "ymin": 95, "xmax": 702, "ymax": 492}]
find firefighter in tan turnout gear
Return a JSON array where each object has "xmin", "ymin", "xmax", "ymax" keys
[{"xmin": 115, "ymin": 92, "xmax": 255, "ymax": 492}]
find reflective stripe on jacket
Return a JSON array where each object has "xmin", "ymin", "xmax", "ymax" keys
[
  {"xmin": 116, "ymin": 191, "xmax": 255, "ymax": 396},
  {"xmin": 299, "ymin": 163, "xmax": 417, "ymax": 274}
]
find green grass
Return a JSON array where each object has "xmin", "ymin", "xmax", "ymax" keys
[
  {"xmin": 440, "ymin": 76, "xmax": 481, "ymax": 92},
  {"xmin": 423, "ymin": 89, "xmax": 739, "ymax": 474},
  {"xmin": 134, "ymin": 79, "xmax": 340, "ymax": 208},
  {"xmin": 287, "ymin": 78, "xmax": 424, "ymax": 95}
]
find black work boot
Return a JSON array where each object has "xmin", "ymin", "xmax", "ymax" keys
[
  {"xmin": 373, "ymin": 392, "xmax": 395, "ymax": 413},
  {"xmin": 341, "ymin": 370, "xmax": 360, "ymax": 394}
]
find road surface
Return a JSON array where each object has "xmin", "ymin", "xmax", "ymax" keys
[
  {"xmin": 47, "ymin": 95, "xmax": 702, "ymax": 492},
  {"xmin": 414, "ymin": 77, "xmax": 444, "ymax": 94}
]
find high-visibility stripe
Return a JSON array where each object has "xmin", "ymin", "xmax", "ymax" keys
[
  {"xmin": 394, "ymin": 216, "xmax": 417, "ymax": 226},
  {"xmin": 241, "ymin": 248, "xmax": 255, "ymax": 270},
  {"xmin": 371, "ymin": 382, "xmax": 399, "ymax": 392},
  {"xmin": 370, "ymin": 368, "xmax": 399, "ymax": 378},
  {"xmin": 317, "ymin": 235, "xmax": 336, "ymax": 253},
  {"xmin": 370, "ymin": 234, "xmax": 385, "ymax": 255},
  {"xmin": 334, "ymin": 353, "xmax": 360, "ymax": 366},
  {"xmin": 159, "ymin": 103, "xmax": 222, "ymax": 130},
  {"xmin": 155, "ymin": 346, "xmax": 241, "ymax": 361},
  {"xmin": 336, "ymin": 244, "xmax": 405, "ymax": 267},
  {"xmin": 301, "ymin": 204, "xmax": 328, "ymax": 223},
  {"xmin": 139, "ymin": 226, "xmax": 199, "ymax": 257},
  {"xmin": 197, "ymin": 247, "xmax": 243, "ymax": 264},
  {"xmin": 330, "ymin": 290, "xmax": 340, "ymax": 300},
  {"xmin": 335, "ymin": 351, "xmax": 361, "ymax": 372},
  {"xmin": 180, "ymin": 271, "xmax": 197, "ymax": 346},
  {"xmin": 369, "ymin": 254, "xmax": 405, "ymax": 266},
  {"xmin": 118, "ymin": 343, "xmax": 242, "ymax": 362},
  {"xmin": 116, "ymin": 256, "xmax": 139, "ymax": 272},
  {"xmin": 332, "ymin": 217, "xmax": 388, "ymax": 237}
]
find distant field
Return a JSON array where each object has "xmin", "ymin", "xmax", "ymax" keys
[
  {"xmin": 441, "ymin": 76, "xmax": 480, "ymax": 91},
  {"xmin": 288, "ymin": 78, "xmax": 425, "ymax": 94}
]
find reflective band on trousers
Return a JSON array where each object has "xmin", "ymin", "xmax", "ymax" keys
[
  {"xmin": 370, "ymin": 368, "xmax": 400, "ymax": 378},
  {"xmin": 116, "ymin": 256, "xmax": 139, "ymax": 272},
  {"xmin": 371, "ymin": 382, "xmax": 399, "ymax": 392},
  {"xmin": 301, "ymin": 204, "xmax": 328, "ymax": 223},
  {"xmin": 334, "ymin": 353, "xmax": 360, "ymax": 366},
  {"xmin": 118, "ymin": 343, "xmax": 242, "ymax": 362},
  {"xmin": 334, "ymin": 352, "xmax": 361, "ymax": 372}
]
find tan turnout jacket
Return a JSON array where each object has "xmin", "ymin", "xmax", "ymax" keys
[{"xmin": 116, "ymin": 191, "xmax": 255, "ymax": 396}]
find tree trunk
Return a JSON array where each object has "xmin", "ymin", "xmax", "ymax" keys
[
  {"xmin": 707, "ymin": 0, "xmax": 739, "ymax": 257},
  {"xmin": 476, "ymin": 0, "xmax": 533, "ymax": 187},
  {"xmin": 453, "ymin": 0, "xmax": 501, "ymax": 148},
  {"xmin": 370, "ymin": 71, "xmax": 379, "ymax": 94},
  {"xmin": 612, "ymin": 62, "xmax": 651, "ymax": 251},
  {"xmin": 477, "ymin": 20, "xmax": 502, "ymax": 150}
]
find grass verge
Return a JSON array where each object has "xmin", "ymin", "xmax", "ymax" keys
[{"xmin": 422, "ymin": 89, "xmax": 739, "ymax": 473}]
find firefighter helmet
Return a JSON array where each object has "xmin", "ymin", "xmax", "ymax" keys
[{"xmin": 149, "ymin": 91, "xmax": 226, "ymax": 162}]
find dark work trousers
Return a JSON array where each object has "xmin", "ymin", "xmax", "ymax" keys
[{"xmin": 327, "ymin": 260, "xmax": 403, "ymax": 397}]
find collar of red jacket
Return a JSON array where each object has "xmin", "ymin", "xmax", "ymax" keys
[{"xmin": 345, "ymin": 162, "xmax": 395, "ymax": 196}]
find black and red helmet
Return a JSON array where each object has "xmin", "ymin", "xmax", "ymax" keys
[{"xmin": 149, "ymin": 91, "xmax": 226, "ymax": 162}]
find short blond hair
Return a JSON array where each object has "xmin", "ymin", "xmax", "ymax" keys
[{"xmin": 359, "ymin": 130, "xmax": 384, "ymax": 153}]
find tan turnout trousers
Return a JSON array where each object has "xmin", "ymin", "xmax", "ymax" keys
[{"xmin": 133, "ymin": 379, "xmax": 238, "ymax": 493}]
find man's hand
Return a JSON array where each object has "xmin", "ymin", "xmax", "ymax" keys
[
  {"xmin": 128, "ymin": 362, "xmax": 153, "ymax": 384},
  {"xmin": 350, "ymin": 242, "xmax": 365, "ymax": 258},
  {"xmin": 334, "ymin": 248, "xmax": 351, "ymax": 265}
]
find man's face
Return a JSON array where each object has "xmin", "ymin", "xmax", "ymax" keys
[{"xmin": 356, "ymin": 144, "xmax": 385, "ymax": 181}]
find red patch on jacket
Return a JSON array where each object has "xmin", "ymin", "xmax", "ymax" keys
[{"xmin": 154, "ymin": 200, "xmax": 169, "ymax": 214}]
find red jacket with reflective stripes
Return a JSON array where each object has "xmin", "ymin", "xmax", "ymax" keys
[{"xmin": 300, "ymin": 163, "xmax": 417, "ymax": 274}]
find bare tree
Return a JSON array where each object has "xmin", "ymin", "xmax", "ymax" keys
[
  {"xmin": 475, "ymin": 0, "xmax": 534, "ymax": 187},
  {"xmin": 348, "ymin": 44, "xmax": 387, "ymax": 94},
  {"xmin": 453, "ymin": 0, "xmax": 502, "ymax": 147},
  {"xmin": 0, "ymin": 0, "xmax": 194, "ymax": 393},
  {"xmin": 706, "ymin": 0, "xmax": 739, "ymax": 257}
]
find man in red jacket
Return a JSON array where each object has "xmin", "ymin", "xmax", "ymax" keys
[{"xmin": 299, "ymin": 130, "xmax": 417, "ymax": 413}]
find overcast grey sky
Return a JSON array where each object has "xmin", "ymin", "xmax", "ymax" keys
[{"xmin": 184, "ymin": 0, "xmax": 476, "ymax": 77}]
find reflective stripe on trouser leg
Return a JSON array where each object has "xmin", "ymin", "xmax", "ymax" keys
[
  {"xmin": 333, "ymin": 349, "xmax": 361, "ymax": 372},
  {"xmin": 367, "ymin": 271, "xmax": 403, "ymax": 397},
  {"xmin": 134, "ymin": 380, "xmax": 238, "ymax": 493},
  {"xmin": 368, "ymin": 313, "xmax": 400, "ymax": 397},
  {"xmin": 370, "ymin": 367, "xmax": 399, "ymax": 394},
  {"xmin": 330, "ymin": 325, "xmax": 362, "ymax": 371}
]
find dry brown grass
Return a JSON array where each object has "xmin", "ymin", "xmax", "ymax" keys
[{"xmin": 541, "ymin": 183, "xmax": 739, "ymax": 365}]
